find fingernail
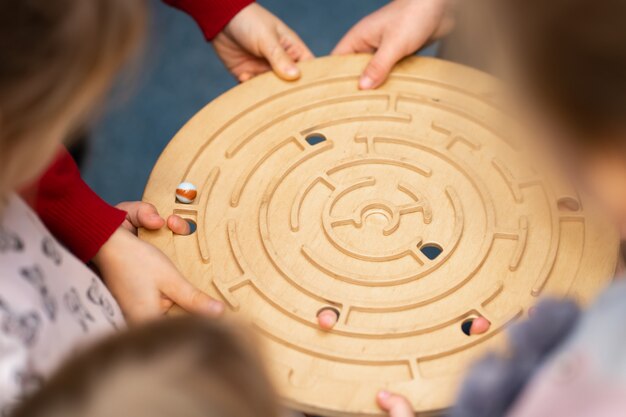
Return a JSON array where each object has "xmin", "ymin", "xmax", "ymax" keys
[
  {"xmin": 359, "ymin": 75, "xmax": 374, "ymax": 90},
  {"xmin": 317, "ymin": 308, "xmax": 339, "ymax": 330},
  {"xmin": 378, "ymin": 391, "xmax": 391, "ymax": 399},
  {"xmin": 470, "ymin": 317, "xmax": 491, "ymax": 335},
  {"xmin": 209, "ymin": 301, "xmax": 224, "ymax": 316},
  {"xmin": 285, "ymin": 66, "xmax": 300, "ymax": 78}
]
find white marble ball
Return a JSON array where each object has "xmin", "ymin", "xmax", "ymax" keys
[{"xmin": 175, "ymin": 182, "xmax": 197, "ymax": 204}]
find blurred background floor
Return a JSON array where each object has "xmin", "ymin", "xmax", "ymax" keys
[{"xmin": 83, "ymin": 0, "xmax": 437, "ymax": 204}]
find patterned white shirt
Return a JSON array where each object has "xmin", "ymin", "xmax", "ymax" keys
[{"xmin": 0, "ymin": 194, "xmax": 124, "ymax": 415}]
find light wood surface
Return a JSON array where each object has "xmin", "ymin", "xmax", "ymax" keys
[{"xmin": 140, "ymin": 55, "xmax": 619, "ymax": 416}]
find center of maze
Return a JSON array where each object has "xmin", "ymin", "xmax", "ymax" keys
[{"xmin": 324, "ymin": 172, "xmax": 434, "ymax": 260}]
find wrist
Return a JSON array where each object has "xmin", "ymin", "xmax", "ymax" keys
[
  {"xmin": 92, "ymin": 226, "xmax": 133, "ymax": 270},
  {"xmin": 220, "ymin": 2, "xmax": 256, "ymax": 38}
]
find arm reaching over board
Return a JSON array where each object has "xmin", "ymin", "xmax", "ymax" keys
[{"xmin": 332, "ymin": 0, "xmax": 455, "ymax": 89}]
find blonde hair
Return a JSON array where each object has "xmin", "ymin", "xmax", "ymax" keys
[
  {"xmin": 0, "ymin": 0, "xmax": 146, "ymax": 194},
  {"xmin": 12, "ymin": 316, "xmax": 281, "ymax": 417}
]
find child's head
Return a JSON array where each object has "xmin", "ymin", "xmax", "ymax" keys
[
  {"xmin": 493, "ymin": 0, "xmax": 626, "ymax": 235},
  {"xmin": 12, "ymin": 316, "xmax": 281, "ymax": 417},
  {"xmin": 0, "ymin": 0, "xmax": 144, "ymax": 194}
]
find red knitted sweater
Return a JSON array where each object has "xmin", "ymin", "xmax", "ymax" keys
[{"xmin": 163, "ymin": 0, "xmax": 254, "ymax": 40}]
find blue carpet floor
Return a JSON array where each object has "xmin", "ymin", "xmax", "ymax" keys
[{"xmin": 83, "ymin": 0, "xmax": 437, "ymax": 203}]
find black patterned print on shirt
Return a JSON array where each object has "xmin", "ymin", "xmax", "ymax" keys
[
  {"xmin": 63, "ymin": 288, "xmax": 94, "ymax": 332},
  {"xmin": 15, "ymin": 369, "xmax": 44, "ymax": 395},
  {"xmin": 41, "ymin": 236, "xmax": 62, "ymax": 265},
  {"xmin": 20, "ymin": 265, "xmax": 57, "ymax": 321},
  {"xmin": 0, "ymin": 297, "xmax": 41, "ymax": 347},
  {"xmin": 0, "ymin": 227, "xmax": 23, "ymax": 253},
  {"xmin": 86, "ymin": 278, "xmax": 117, "ymax": 328}
]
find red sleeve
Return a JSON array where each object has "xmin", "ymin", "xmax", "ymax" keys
[
  {"xmin": 163, "ymin": 0, "xmax": 254, "ymax": 40},
  {"xmin": 33, "ymin": 149, "xmax": 126, "ymax": 263}
]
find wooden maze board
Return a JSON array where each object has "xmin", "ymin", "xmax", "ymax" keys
[{"xmin": 140, "ymin": 56, "xmax": 618, "ymax": 416}]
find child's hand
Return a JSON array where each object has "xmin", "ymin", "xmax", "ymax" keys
[
  {"xmin": 376, "ymin": 391, "xmax": 414, "ymax": 417},
  {"xmin": 213, "ymin": 3, "xmax": 314, "ymax": 82},
  {"xmin": 115, "ymin": 201, "xmax": 191, "ymax": 235},
  {"xmin": 92, "ymin": 202, "xmax": 224, "ymax": 323},
  {"xmin": 332, "ymin": 0, "xmax": 454, "ymax": 90}
]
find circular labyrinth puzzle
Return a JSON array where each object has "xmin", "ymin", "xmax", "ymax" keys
[{"xmin": 141, "ymin": 56, "xmax": 618, "ymax": 416}]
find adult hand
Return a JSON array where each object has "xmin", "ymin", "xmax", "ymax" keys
[
  {"xmin": 213, "ymin": 3, "xmax": 314, "ymax": 82},
  {"xmin": 332, "ymin": 0, "xmax": 454, "ymax": 89}
]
